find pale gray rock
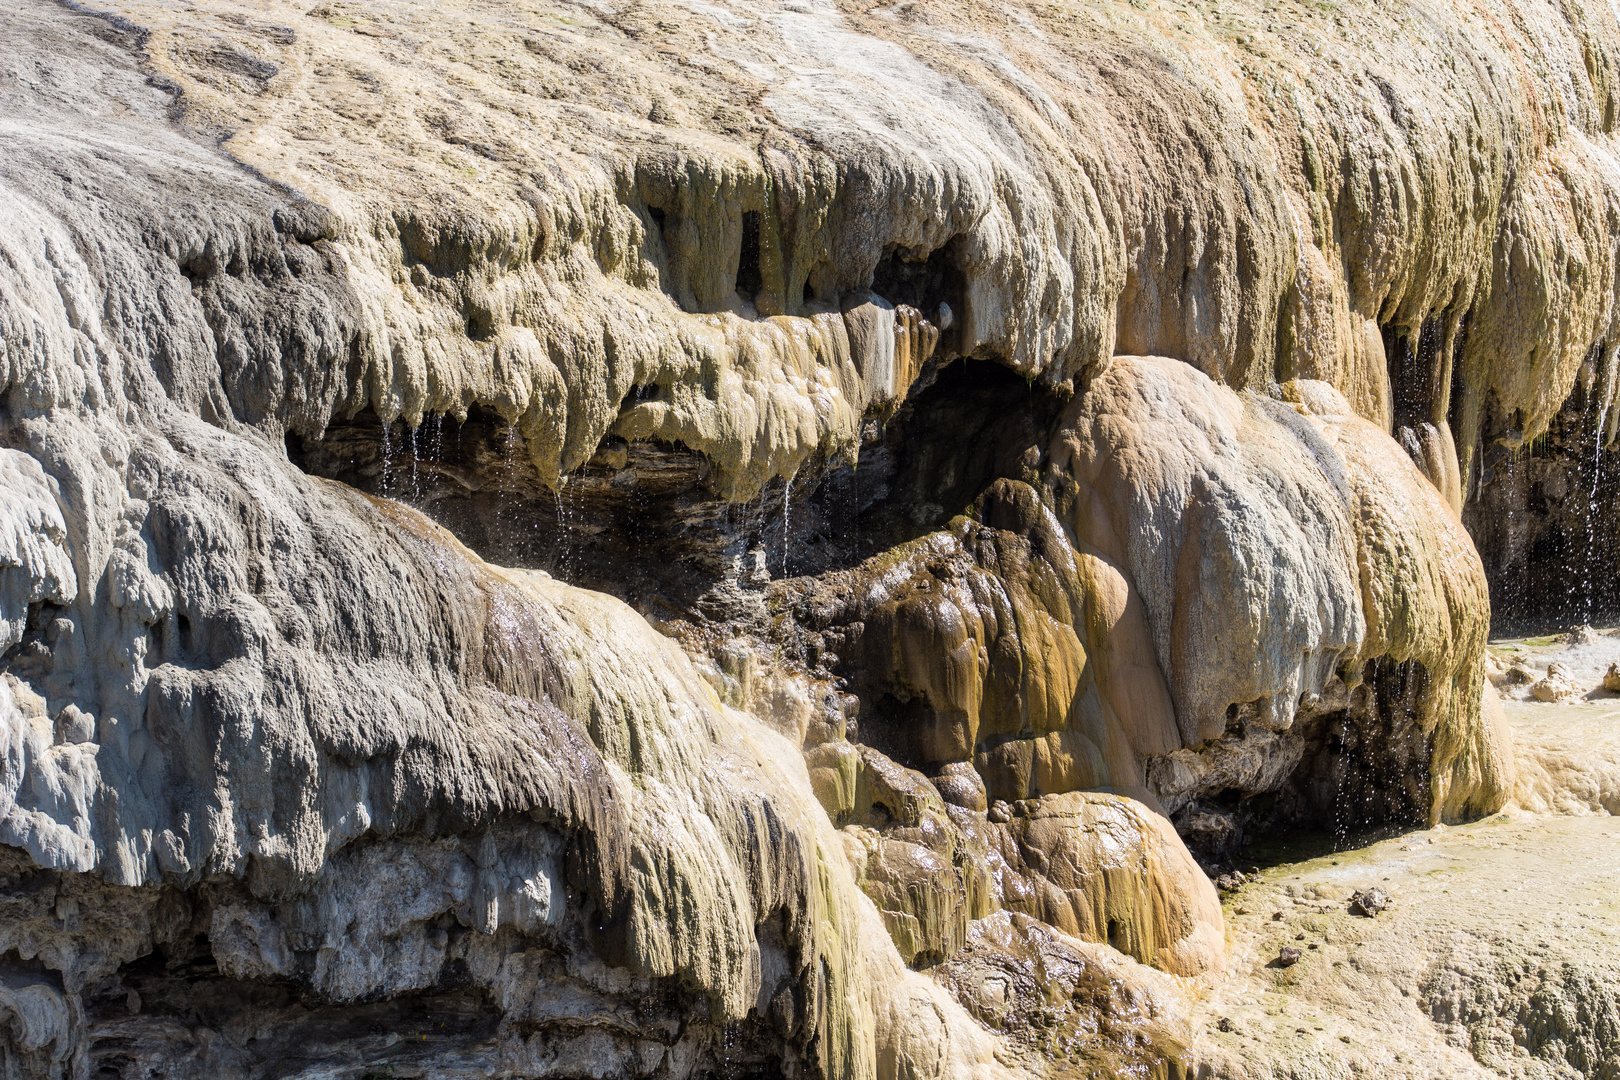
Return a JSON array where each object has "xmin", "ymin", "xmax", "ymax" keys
[
  {"xmin": 0, "ymin": 5, "xmax": 1019, "ymax": 1078},
  {"xmin": 1059, "ymin": 357, "xmax": 1365, "ymax": 746}
]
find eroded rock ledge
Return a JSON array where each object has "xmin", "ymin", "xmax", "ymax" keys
[{"xmin": 2, "ymin": 0, "xmax": 1617, "ymax": 1075}]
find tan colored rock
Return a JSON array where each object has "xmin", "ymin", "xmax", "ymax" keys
[
  {"xmin": 990, "ymin": 792, "xmax": 1225, "ymax": 978},
  {"xmin": 1479, "ymin": 682, "xmax": 1519, "ymax": 809},
  {"xmin": 933, "ymin": 911, "xmax": 1194, "ymax": 1074},
  {"xmin": 848, "ymin": 825, "xmax": 996, "ymax": 968},
  {"xmin": 1058, "ymin": 357, "xmax": 1365, "ymax": 748},
  {"xmin": 1510, "ymin": 690, "xmax": 1620, "ymax": 815},
  {"xmin": 3, "ymin": 0, "xmax": 1617, "ymax": 1071},
  {"xmin": 47, "ymin": 0, "xmax": 1620, "ymax": 503},
  {"xmin": 932, "ymin": 761, "xmax": 988, "ymax": 813},
  {"xmin": 1604, "ymin": 662, "xmax": 1620, "ymax": 694},
  {"xmin": 802, "ymin": 479, "xmax": 1167, "ymax": 803},
  {"xmin": 1288, "ymin": 381, "xmax": 1508, "ymax": 822},
  {"xmin": 1499, "ymin": 658, "xmax": 1538, "ymax": 686},
  {"xmin": 813, "ymin": 744, "xmax": 997, "ymax": 967},
  {"xmin": 1532, "ymin": 662, "xmax": 1584, "ymax": 703},
  {"xmin": 1053, "ymin": 360, "xmax": 1509, "ymax": 823}
]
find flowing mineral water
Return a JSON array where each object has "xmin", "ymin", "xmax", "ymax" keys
[
  {"xmin": 1332, "ymin": 716, "xmax": 1352, "ymax": 852},
  {"xmin": 752, "ymin": 487, "xmax": 768, "ymax": 579},
  {"xmin": 495, "ymin": 421, "xmax": 521, "ymax": 554}
]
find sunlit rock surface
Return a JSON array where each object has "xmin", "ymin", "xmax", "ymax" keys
[
  {"xmin": 3, "ymin": 0, "xmax": 1620, "ymax": 1075},
  {"xmin": 1190, "ymin": 637, "xmax": 1620, "ymax": 1078}
]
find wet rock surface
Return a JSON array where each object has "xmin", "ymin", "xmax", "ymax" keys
[
  {"xmin": 1188, "ymin": 647, "xmax": 1620, "ymax": 1079},
  {"xmin": 1190, "ymin": 812, "xmax": 1620, "ymax": 1080},
  {"xmin": 932, "ymin": 912, "xmax": 1195, "ymax": 1078}
]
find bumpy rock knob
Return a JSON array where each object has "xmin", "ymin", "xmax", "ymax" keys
[{"xmin": 55, "ymin": 704, "xmax": 95, "ymax": 745}]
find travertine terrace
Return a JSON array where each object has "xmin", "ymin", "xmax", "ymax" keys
[{"xmin": 2, "ymin": 0, "xmax": 1619, "ymax": 1075}]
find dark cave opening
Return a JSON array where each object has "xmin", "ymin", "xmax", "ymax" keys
[
  {"xmin": 1465, "ymin": 380, "xmax": 1620, "ymax": 634},
  {"xmin": 1379, "ymin": 316, "xmax": 1620, "ymax": 635},
  {"xmin": 286, "ymin": 407, "xmax": 741, "ymax": 621},
  {"xmin": 1287, "ymin": 658, "xmax": 1436, "ymax": 838},
  {"xmin": 82, "ymin": 948, "xmax": 503, "ymax": 1080},
  {"xmin": 1445, "ymin": 312, "xmax": 1472, "ymax": 441},
  {"xmin": 871, "ymin": 236, "xmax": 966, "ymax": 353},
  {"xmin": 0, "ymin": 599, "xmax": 65, "ymax": 685},
  {"xmin": 785, "ymin": 357, "xmax": 1062, "ymax": 580},
  {"xmin": 736, "ymin": 209, "xmax": 762, "ymax": 303},
  {"xmin": 1383, "ymin": 318, "xmax": 1444, "ymax": 431},
  {"xmin": 1162, "ymin": 659, "xmax": 1437, "ymax": 868},
  {"xmin": 283, "ymin": 358, "xmax": 1062, "ymax": 629}
]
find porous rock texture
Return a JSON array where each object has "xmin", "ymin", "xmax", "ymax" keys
[{"xmin": 2, "ymin": 0, "xmax": 1618, "ymax": 1075}]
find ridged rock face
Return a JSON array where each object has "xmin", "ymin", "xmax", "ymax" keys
[
  {"xmin": 1, "ymin": 0, "xmax": 1617, "ymax": 1076},
  {"xmin": 27, "ymin": 0, "xmax": 1620, "ymax": 490},
  {"xmin": 1055, "ymin": 359, "xmax": 1509, "ymax": 826}
]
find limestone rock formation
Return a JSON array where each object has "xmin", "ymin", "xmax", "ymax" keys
[
  {"xmin": 1531, "ymin": 662, "xmax": 1585, "ymax": 703},
  {"xmin": 2, "ymin": 0, "xmax": 1619, "ymax": 1075}
]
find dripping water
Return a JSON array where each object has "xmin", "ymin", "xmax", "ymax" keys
[
  {"xmin": 1330, "ymin": 716, "xmax": 1351, "ymax": 853},
  {"xmin": 719, "ymin": 1019, "xmax": 739, "ymax": 1071},
  {"xmin": 379, "ymin": 419, "xmax": 393, "ymax": 498},
  {"xmin": 495, "ymin": 421, "xmax": 521, "ymax": 557},
  {"xmin": 781, "ymin": 473, "xmax": 792, "ymax": 578},
  {"xmin": 553, "ymin": 480, "xmax": 564, "ymax": 579},
  {"xmin": 1584, "ymin": 392, "xmax": 1610, "ymax": 626},
  {"xmin": 752, "ymin": 486, "xmax": 768, "ymax": 580},
  {"xmin": 846, "ymin": 456, "xmax": 860, "ymax": 555},
  {"xmin": 407, "ymin": 422, "xmax": 420, "ymax": 502},
  {"xmin": 554, "ymin": 472, "xmax": 575, "ymax": 581}
]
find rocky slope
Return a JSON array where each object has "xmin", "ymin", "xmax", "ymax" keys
[{"xmin": 2, "ymin": 0, "xmax": 1619, "ymax": 1076}]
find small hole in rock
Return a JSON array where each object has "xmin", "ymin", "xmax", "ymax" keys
[{"xmin": 465, "ymin": 309, "xmax": 496, "ymax": 342}]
